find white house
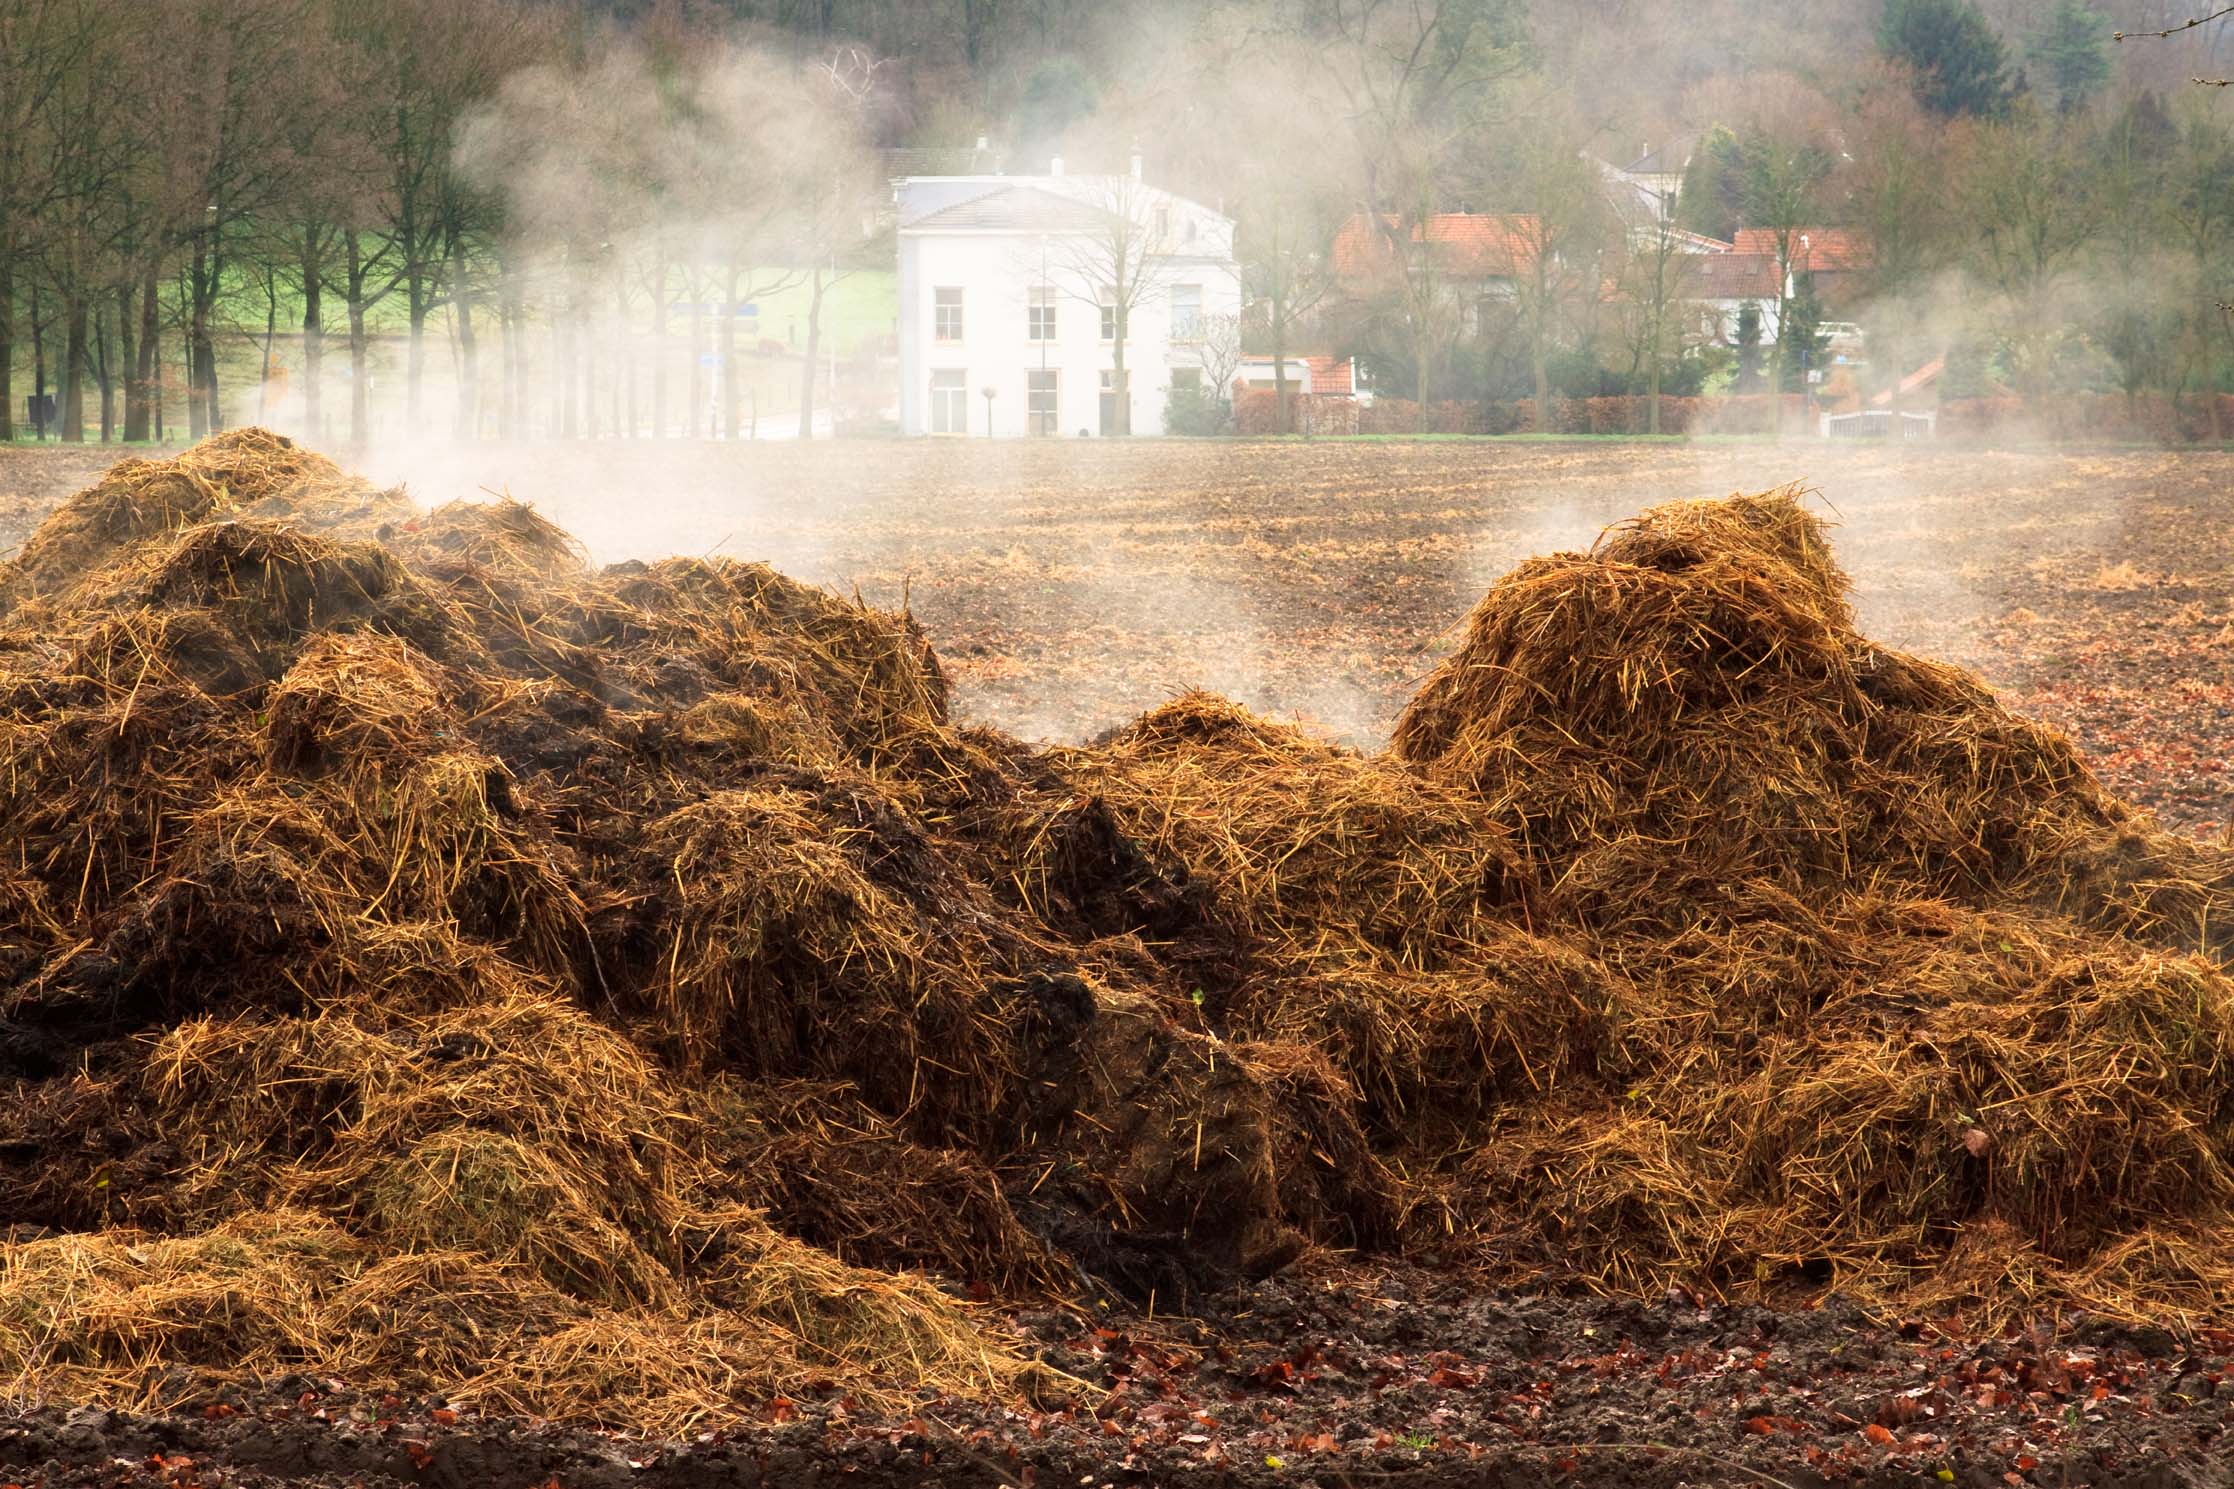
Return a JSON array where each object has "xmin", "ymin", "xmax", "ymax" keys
[{"xmin": 895, "ymin": 156, "xmax": 1240, "ymax": 437}]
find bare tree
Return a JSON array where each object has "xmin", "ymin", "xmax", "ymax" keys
[
  {"xmin": 1966, "ymin": 115, "xmax": 2101, "ymax": 412},
  {"xmin": 0, "ymin": 0, "xmax": 100, "ymax": 442},
  {"xmin": 1499, "ymin": 119, "xmax": 1614, "ymax": 429},
  {"xmin": 154, "ymin": 0, "xmax": 335, "ymax": 436},
  {"xmin": 1738, "ymin": 133, "xmax": 1830, "ymax": 433},
  {"xmin": 1287, "ymin": 0, "xmax": 1527, "ymax": 430},
  {"xmin": 1043, "ymin": 170, "xmax": 1182, "ymax": 436},
  {"xmin": 335, "ymin": 0, "xmax": 537, "ymax": 437},
  {"xmin": 1613, "ymin": 217, "xmax": 1702, "ymax": 435},
  {"xmin": 1236, "ymin": 169, "xmax": 1340, "ymax": 435},
  {"xmin": 795, "ymin": 45, "xmax": 890, "ymax": 441},
  {"xmin": 1842, "ymin": 75, "xmax": 1959, "ymax": 431}
]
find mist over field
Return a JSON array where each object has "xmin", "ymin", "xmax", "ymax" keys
[{"xmin": 5, "ymin": 0, "xmax": 2234, "ymax": 459}]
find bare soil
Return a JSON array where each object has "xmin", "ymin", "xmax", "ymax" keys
[{"xmin": 5, "ymin": 1269, "xmax": 2231, "ymax": 1488}]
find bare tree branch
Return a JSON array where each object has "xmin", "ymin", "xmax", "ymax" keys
[{"xmin": 2115, "ymin": 6, "xmax": 2234, "ymax": 41}]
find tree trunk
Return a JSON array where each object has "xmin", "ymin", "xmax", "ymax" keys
[
  {"xmin": 508, "ymin": 250, "xmax": 528, "ymax": 439},
  {"xmin": 1525, "ymin": 265, "xmax": 1551, "ymax": 432},
  {"xmin": 548, "ymin": 318, "xmax": 565, "ymax": 438},
  {"xmin": 497, "ymin": 255, "xmax": 519, "ymax": 440},
  {"xmin": 1886, "ymin": 325, "xmax": 1907, "ymax": 441},
  {"xmin": 720, "ymin": 262, "xmax": 741, "ymax": 440},
  {"xmin": 0, "ymin": 252, "xmax": 14, "ymax": 443},
  {"xmin": 406, "ymin": 264, "xmax": 427, "ymax": 431},
  {"xmin": 186, "ymin": 251, "xmax": 205, "ymax": 437},
  {"xmin": 798, "ymin": 266, "xmax": 825, "ymax": 441},
  {"xmin": 1412, "ymin": 311, "xmax": 1433, "ymax": 435},
  {"xmin": 650, "ymin": 256, "xmax": 668, "ymax": 438},
  {"xmin": 96, "ymin": 301, "xmax": 115, "ymax": 442},
  {"xmin": 188, "ymin": 238, "xmax": 220, "ymax": 437},
  {"xmin": 259, "ymin": 275, "xmax": 277, "ymax": 424},
  {"xmin": 1271, "ymin": 284, "xmax": 1290, "ymax": 436},
  {"xmin": 30, "ymin": 284, "xmax": 47, "ymax": 439},
  {"xmin": 198, "ymin": 330, "xmax": 222, "ymax": 434},
  {"xmin": 1113, "ymin": 337, "xmax": 1129, "ymax": 437},
  {"xmin": 1647, "ymin": 339, "xmax": 1662, "ymax": 436},
  {"xmin": 453, "ymin": 235, "xmax": 479, "ymax": 439},
  {"xmin": 345, "ymin": 232, "xmax": 372, "ymax": 447},
  {"xmin": 687, "ymin": 284, "xmax": 704, "ymax": 439},
  {"xmin": 1769, "ymin": 292, "xmax": 1787, "ymax": 436},
  {"xmin": 152, "ymin": 304, "xmax": 165, "ymax": 443},
  {"xmin": 117, "ymin": 282, "xmax": 137, "ymax": 442},
  {"xmin": 128, "ymin": 269, "xmax": 158, "ymax": 443},
  {"xmin": 302, "ymin": 236, "xmax": 325, "ymax": 440},
  {"xmin": 62, "ymin": 292, "xmax": 87, "ymax": 443},
  {"xmin": 616, "ymin": 264, "xmax": 634, "ymax": 439},
  {"xmin": 578, "ymin": 291, "xmax": 596, "ymax": 438}
]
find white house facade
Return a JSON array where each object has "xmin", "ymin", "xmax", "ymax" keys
[{"xmin": 895, "ymin": 161, "xmax": 1240, "ymax": 437}]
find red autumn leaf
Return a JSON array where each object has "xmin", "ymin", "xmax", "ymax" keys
[
  {"xmin": 1427, "ymin": 1366, "xmax": 1479, "ymax": 1389},
  {"xmin": 1865, "ymin": 1423, "xmax": 1896, "ymax": 1445},
  {"xmin": 431, "ymin": 1409, "xmax": 457, "ymax": 1426},
  {"xmin": 403, "ymin": 1441, "xmax": 433, "ymax": 1470},
  {"xmin": 1744, "ymin": 1416, "xmax": 1778, "ymax": 1435},
  {"xmin": 770, "ymin": 1397, "xmax": 798, "ymax": 1423}
]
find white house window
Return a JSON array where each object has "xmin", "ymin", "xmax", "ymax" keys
[
  {"xmin": 930, "ymin": 369, "xmax": 967, "ymax": 434},
  {"xmin": 1028, "ymin": 286, "xmax": 1056, "ymax": 341},
  {"xmin": 1155, "ymin": 205, "xmax": 1171, "ymax": 238},
  {"xmin": 1099, "ymin": 291, "xmax": 1117, "ymax": 341},
  {"xmin": 1027, "ymin": 368, "xmax": 1059, "ymax": 435},
  {"xmin": 1170, "ymin": 283, "xmax": 1202, "ymax": 342},
  {"xmin": 934, "ymin": 287, "xmax": 963, "ymax": 342},
  {"xmin": 1171, "ymin": 368, "xmax": 1202, "ymax": 393}
]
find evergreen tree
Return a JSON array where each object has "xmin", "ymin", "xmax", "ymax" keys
[
  {"xmin": 1735, "ymin": 301, "xmax": 1765, "ymax": 391},
  {"xmin": 1775, "ymin": 274, "xmax": 1829, "ymax": 392},
  {"xmin": 1675, "ymin": 125, "xmax": 1746, "ymax": 241},
  {"xmin": 1012, "ymin": 55, "xmax": 1098, "ymax": 153},
  {"xmin": 2029, "ymin": 0, "xmax": 2110, "ymax": 115},
  {"xmin": 1879, "ymin": 0, "xmax": 2018, "ymax": 119}
]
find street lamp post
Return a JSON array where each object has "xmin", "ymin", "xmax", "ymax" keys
[{"xmin": 982, "ymin": 384, "xmax": 997, "ymax": 438}]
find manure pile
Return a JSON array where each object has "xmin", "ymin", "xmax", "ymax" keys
[{"xmin": 2, "ymin": 431, "xmax": 2231, "ymax": 1427}]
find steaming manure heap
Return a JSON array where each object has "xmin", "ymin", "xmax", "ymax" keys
[{"xmin": 2, "ymin": 431, "xmax": 2232, "ymax": 1426}]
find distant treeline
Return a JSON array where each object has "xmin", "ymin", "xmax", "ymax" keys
[{"xmin": 2, "ymin": 0, "xmax": 2231, "ymax": 443}]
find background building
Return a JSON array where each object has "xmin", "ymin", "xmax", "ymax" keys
[{"xmin": 895, "ymin": 158, "xmax": 1239, "ymax": 437}]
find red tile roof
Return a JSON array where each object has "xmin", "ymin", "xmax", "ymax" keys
[
  {"xmin": 1688, "ymin": 251, "xmax": 1781, "ymax": 301},
  {"xmin": 1333, "ymin": 213, "xmax": 1542, "ymax": 280},
  {"xmin": 1730, "ymin": 228, "xmax": 1869, "ymax": 271},
  {"xmin": 1303, "ymin": 355, "xmax": 1353, "ymax": 395}
]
